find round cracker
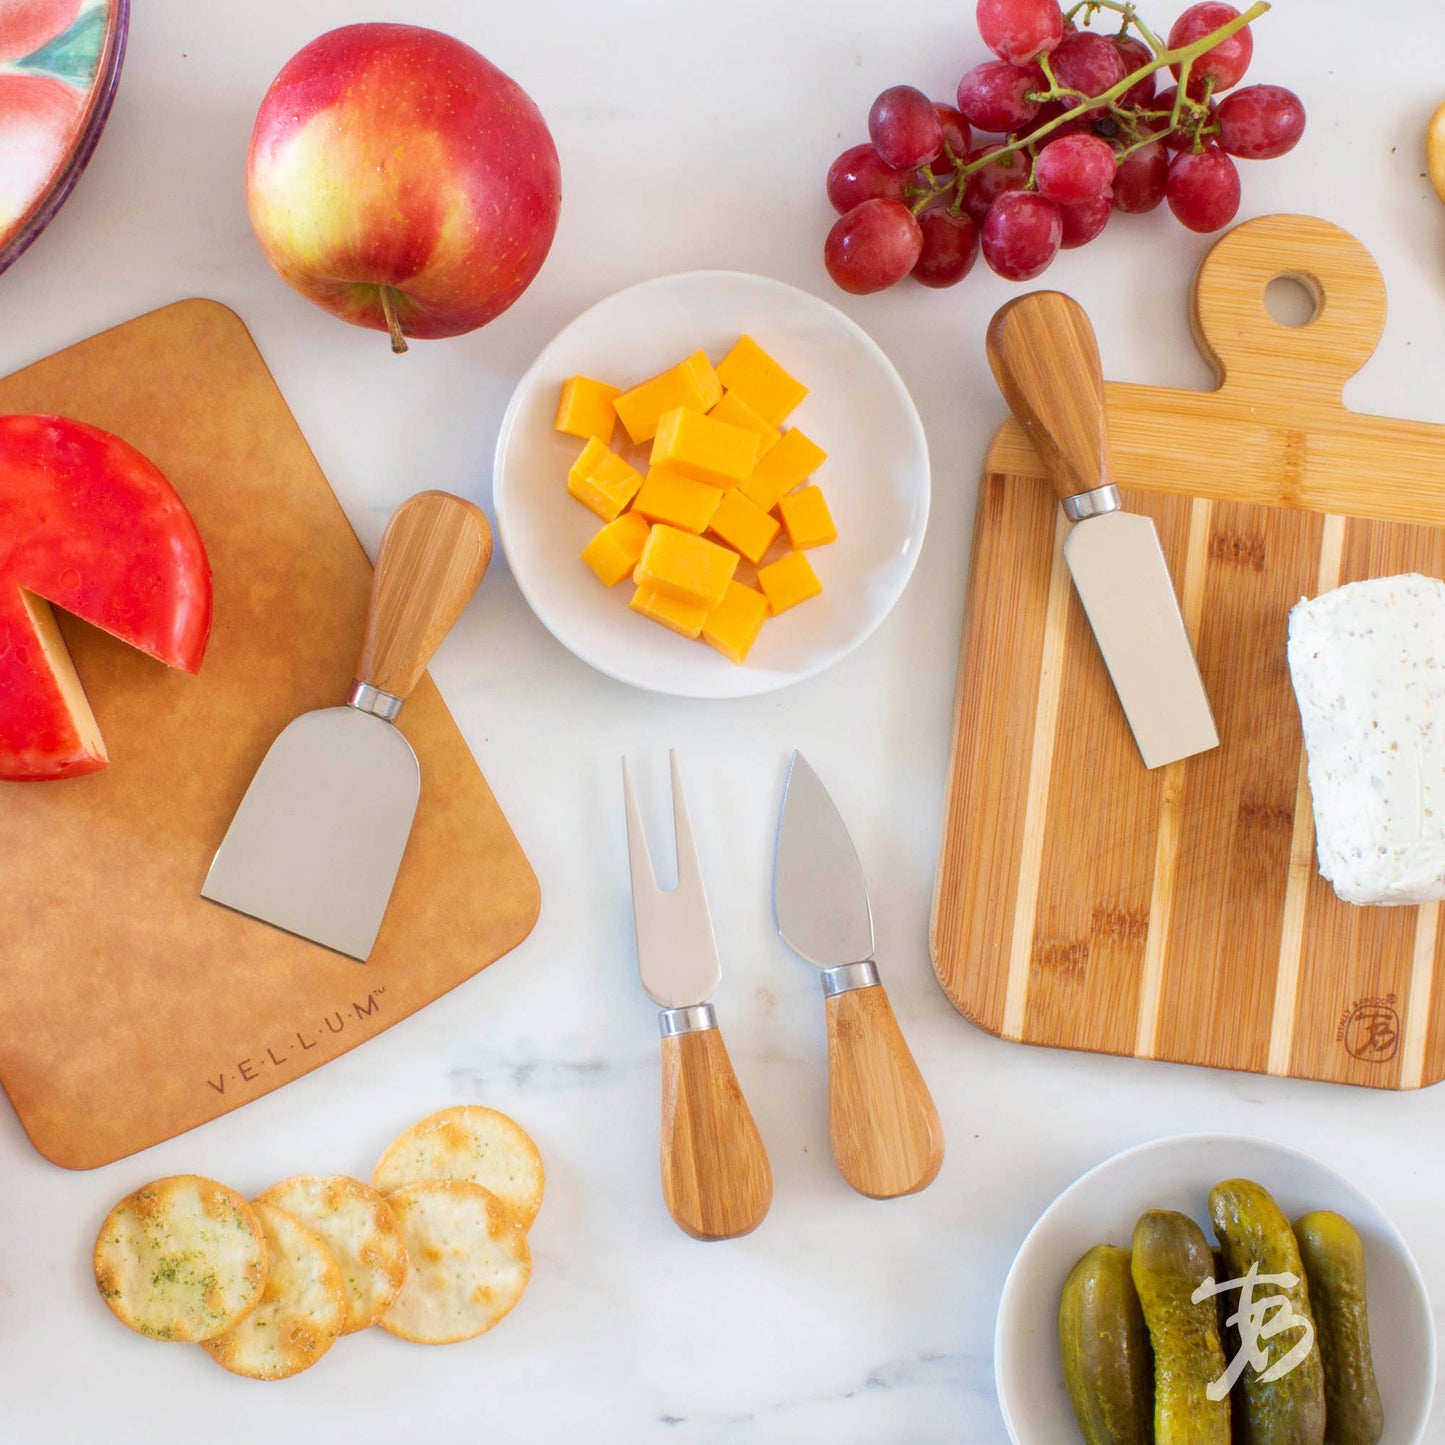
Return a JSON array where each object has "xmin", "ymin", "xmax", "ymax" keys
[
  {"xmin": 1429, "ymin": 100, "xmax": 1445, "ymax": 204},
  {"xmin": 377, "ymin": 1181, "xmax": 531, "ymax": 1345},
  {"xmin": 200, "ymin": 1201, "xmax": 348, "ymax": 1379},
  {"xmin": 255, "ymin": 1174, "xmax": 408, "ymax": 1333},
  {"xmin": 372, "ymin": 1106, "xmax": 545, "ymax": 1230},
  {"xmin": 93, "ymin": 1175, "xmax": 267, "ymax": 1343}
]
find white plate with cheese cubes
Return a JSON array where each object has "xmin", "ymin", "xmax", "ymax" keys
[{"xmin": 492, "ymin": 270, "xmax": 930, "ymax": 698}]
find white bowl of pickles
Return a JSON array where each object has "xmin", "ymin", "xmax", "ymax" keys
[
  {"xmin": 492, "ymin": 271, "xmax": 930, "ymax": 698},
  {"xmin": 995, "ymin": 1134, "xmax": 1435, "ymax": 1445}
]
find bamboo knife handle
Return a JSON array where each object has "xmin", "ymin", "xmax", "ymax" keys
[
  {"xmin": 985, "ymin": 290, "xmax": 1114, "ymax": 504},
  {"xmin": 659, "ymin": 1023, "xmax": 772, "ymax": 1241},
  {"xmin": 354, "ymin": 490, "xmax": 492, "ymax": 701},
  {"xmin": 825, "ymin": 977, "xmax": 944, "ymax": 1199}
]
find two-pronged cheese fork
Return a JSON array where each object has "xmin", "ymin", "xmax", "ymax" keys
[{"xmin": 622, "ymin": 752, "xmax": 772, "ymax": 1241}]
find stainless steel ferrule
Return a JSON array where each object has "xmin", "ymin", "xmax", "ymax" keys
[
  {"xmin": 659, "ymin": 1003, "xmax": 717, "ymax": 1037},
  {"xmin": 347, "ymin": 680, "xmax": 405, "ymax": 722},
  {"xmin": 821, "ymin": 961, "xmax": 879, "ymax": 997},
  {"xmin": 1062, "ymin": 483, "xmax": 1121, "ymax": 524}
]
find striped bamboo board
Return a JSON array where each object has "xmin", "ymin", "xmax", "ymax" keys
[{"xmin": 931, "ymin": 214, "xmax": 1445, "ymax": 1089}]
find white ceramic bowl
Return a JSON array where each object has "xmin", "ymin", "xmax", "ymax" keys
[
  {"xmin": 995, "ymin": 1134, "xmax": 1435, "ymax": 1444},
  {"xmin": 493, "ymin": 271, "xmax": 929, "ymax": 698}
]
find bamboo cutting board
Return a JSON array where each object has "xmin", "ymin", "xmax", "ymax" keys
[
  {"xmin": 0, "ymin": 300, "xmax": 540, "ymax": 1168},
  {"xmin": 932, "ymin": 214, "xmax": 1445, "ymax": 1090}
]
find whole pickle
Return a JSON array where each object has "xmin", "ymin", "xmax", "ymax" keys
[
  {"xmin": 1209, "ymin": 1179, "xmax": 1326, "ymax": 1445},
  {"xmin": 1059, "ymin": 1244, "xmax": 1154, "ymax": 1445},
  {"xmin": 1294, "ymin": 1211, "xmax": 1383, "ymax": 1445},
  {"xmin": 1131, "ymin": 1209, "xmax": 1232, "ymax": 1444}
]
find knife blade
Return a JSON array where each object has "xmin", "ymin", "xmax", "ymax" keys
[
  {"xmin": 986, "ymin": 290, "xmax": 1218, "ymax": 770},
  {"xmin": 774, "ymin": 752, "xmax": 943, "ymax": 1199},
  {"xmin": 775, "ymin": 752, "xmax": 875, "ymax": 970},
  {"xmin": 202, "ymin": 490, "xmax": 490, "ymax": 960}
]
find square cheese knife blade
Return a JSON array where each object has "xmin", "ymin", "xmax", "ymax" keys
[
  {"xmin": 986, "ymin": 291, "xmax": 1218, "ymax": 770},
  {"xmin": 201, "ymin": 491, "xmax": 491, "ymax": 960}
]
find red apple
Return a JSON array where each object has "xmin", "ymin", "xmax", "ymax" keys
[
  {"xmin": 0, "ymin": 415, "xmax": 212, "ymax": 781},
  {"xmin": 245, "ymin": 24, "xmax": 561, "ymax": 352}
]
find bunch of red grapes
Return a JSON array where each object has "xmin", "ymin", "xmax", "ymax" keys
[{"xmin": 823, "ymin": 0, "xmax": 1305, "ymax": 294}]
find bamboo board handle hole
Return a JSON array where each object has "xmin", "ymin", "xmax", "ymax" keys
[
  {"xmin": 1190, "ymin": 214, "xmax": 1386, "ymax": 400},
  {"xmin": 1263, "ymin": 274, "xmax": 1321, "ymax": 328}
]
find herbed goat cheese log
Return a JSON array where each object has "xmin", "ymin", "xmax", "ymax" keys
[{"xmin": 1287, "ymin": 572, "xmax": 1445, "ymax": 905}]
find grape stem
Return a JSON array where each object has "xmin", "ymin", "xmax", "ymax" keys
[
  {"xmin": 1066, "ymin": 0, "xmax": 1166, "ymax": 54},
  {"xmin": 1105, "ymin": 67, "xmax": 1219, "ymax": 158},
  {"xmin": 924, "ymin": 0, "xmax": 1268, "ymax": 215}
]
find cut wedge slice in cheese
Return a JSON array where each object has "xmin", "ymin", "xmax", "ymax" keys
[
  {"xmin": 14, "ymin": 588, "xmax": 108, "ymax": 769},
  {"xmin": 0, "ymin": 415, "xmax": 212, "ymax": 781}
]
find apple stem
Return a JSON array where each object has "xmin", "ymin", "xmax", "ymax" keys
[{"xmin": 380, "ymin": 288, "xmax": 409, "ymax": 355}]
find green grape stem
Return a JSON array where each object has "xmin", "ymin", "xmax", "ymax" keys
[
  {"xmin": 915, "ymin": 0, "xmax": 1268, "ymax": 217},
  {"xmin": 1066, "ymin": 0, "xmax": 1166, "ymax": 53}
]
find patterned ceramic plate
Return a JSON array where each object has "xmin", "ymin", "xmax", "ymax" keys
[{"xmin": 0, "ymin": 0, "xmax": 128, "ymax": 274}]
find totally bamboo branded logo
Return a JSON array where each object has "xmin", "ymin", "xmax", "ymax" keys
[
  {"xmin": 1337, "ymin": 993, "xmax": 1400, "ymax": 1062},
  {"xmin": 1192, "ymin": 1262, "xmax": 1316, "ymax": 1399},
  {"xmin": 204, "ymin": 988, "xmax": 387, "ymax": 1095}
]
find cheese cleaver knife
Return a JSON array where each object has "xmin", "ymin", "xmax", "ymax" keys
[
  {"xmin": 986, "ymin": 291, "xmax": 1218, "ymax": 770},
  {"xmin": 202, "ymin": 490, "xmax": 491, "ymax": 960},
  {"xmin": 774, "ymin": 751, "xmax": 943, "ymax": 1199}
]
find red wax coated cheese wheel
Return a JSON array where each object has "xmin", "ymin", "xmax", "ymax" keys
[{"xmin": 0, "ymin": 415, "xmax": 212, "ymax": 780}]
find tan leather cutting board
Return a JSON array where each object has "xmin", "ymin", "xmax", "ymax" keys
[
  {"xmin": 932, "ymin": 214, "xmax": 1445, "ymax": 1090},
  {"xmin": 0, "ymin": 299, "xmax": 540, "ymax": 1167}
]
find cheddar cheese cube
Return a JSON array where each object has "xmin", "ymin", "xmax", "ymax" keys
[
  {"xmin": 756, "ymin": 550, "xmax": 822, "ymax": 614},
  {"xmin": 703, "ymin": 581, "xmax": 769, "ymax": 665},
  {"xmin": 740, "ymin": 427, "xmax": 827, "ymax": 511},
  {"xmin": 614, "ymin": 351, "xmax": 723, "ymax": 445},
  {"xmin": 715, "ymin": 336, "xmax": 808, "ymax": 426},
  {"xmin": 556, "ymin": 375, "xmax": 621, "ymax": 444},
  {"xmin": 708, "ymin": 490, "xmax": 780, "ymax": 566},
  {"xmin": 582, "ymin": 511, "xmax": 652, "ymax": 586},
  {"xmin": 634, "ymin": 524, "xmax": 738, "ymax": 609},
  {"xmin": 632, "ymin": 467, "xmax": 724, "ymax": 534},
  {"xmin": 651, "ymin": 408, "xmax": 759, "ymax": 490},
  {"xmin": 567, "ymin": 437, "xmax": 643, "ymax": 521},
  {"xmin": 630, "ymin": 584, "xmax": 710, "ymax": 639},
  {"xmin": 709, "ymin": 391, "xmax": 780, "ymax": 457},
  {"xmin": 777, "ymin": 485, "xmax": 837, "ymax": 550}
]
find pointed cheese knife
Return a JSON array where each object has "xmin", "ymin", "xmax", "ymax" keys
[
  {"xmin": 202, "ymin": 490, "xmax": 491, "ymax": 960},
  {"xmin": 986, "ymin": 291, "xmax": 1218, "ymax": 770},
  {"xmin": 774, "ymin": 752, "xmax": 943, "ymax": 1199}
]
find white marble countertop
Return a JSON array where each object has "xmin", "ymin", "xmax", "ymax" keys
[{"xmin": 3, "ymin": 0, "xmax": 1443, "ymax": 1440}]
